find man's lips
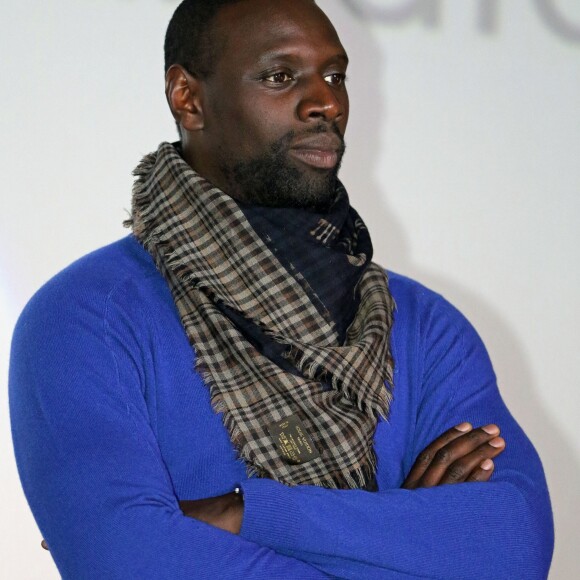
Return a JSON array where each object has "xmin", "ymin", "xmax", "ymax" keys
[
  {"xmin": 288, "ymin": 148, "xmax": 339, "ymax": 169},
  {"xmin": 289, "ymin": 134, "xmax": 343, "ymax": 170}
]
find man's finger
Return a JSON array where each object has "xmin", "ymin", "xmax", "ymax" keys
[
  {"xmin": 438, "ymin": 438, "xmax": 505, "ymax": 485},
  {"xmin": 465, "ymin": 458, "xmax": 495, "ymax": 482},
  {"xmin": 41, "ymin": 539, "xmax": 49, "ymax": 551},
  {"xmin": 403, "ymin": 422, "xmax": 473, "ymax": 489},
  {"xmin": 416, "ymin": 427, "xmax": 503, "ymax": 488}
]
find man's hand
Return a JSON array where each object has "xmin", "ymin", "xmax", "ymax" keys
[
  {"xmin": 402, "ymin": 423, "xmax": 505, "ymax": 489},
  {"xmin": 179, "ymin": 491, "xmax": 243, "ymax": 534}
]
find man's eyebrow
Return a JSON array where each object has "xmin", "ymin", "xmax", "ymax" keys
[
  {"xmin": 257, "ymin": 51, "xmax": 349, "ymax": 66},
  {"xmin": 332, "ymin": 53, "xmax": 349, "ymax": 66}
]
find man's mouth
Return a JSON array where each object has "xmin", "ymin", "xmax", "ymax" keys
[
  {"xmin": 288, "ymin": 148, "xmax": 339, "ymax": 169},
  {"xmin": 288, "ymin": 134, "xmax": 344, "ymax": 170}
]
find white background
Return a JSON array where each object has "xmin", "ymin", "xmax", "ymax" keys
[{"xmin": 1, "ymin": 0, "xmax": 578, "ymax": 577}]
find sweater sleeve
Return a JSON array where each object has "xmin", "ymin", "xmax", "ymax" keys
[
  {"xmin": 239, "ymin": 289, "xmax": 554, "ymax": 579},
  {"xmin": 9, "ymin": 274, "xmax": 326, "ymax": 580}
]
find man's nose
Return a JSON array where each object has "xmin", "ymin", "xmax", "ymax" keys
[{"xmin": 296, "ymin": 77, "xmax": 345, "ymax": 123}]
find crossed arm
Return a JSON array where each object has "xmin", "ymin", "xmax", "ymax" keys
[
  {"xmin": 38, "ymin": 424, "xmax": 506, "ymax": 557},
  {"xmin": 179, "ymin": 422, "xmax": 507, "ymax": 534}
]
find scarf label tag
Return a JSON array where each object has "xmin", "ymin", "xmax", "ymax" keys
[{"xmin": 268, "ymin": 415, "xmax": 320, "ymax": 465}]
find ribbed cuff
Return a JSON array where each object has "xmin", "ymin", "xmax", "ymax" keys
[{"xmin": 239, "ymin": 478, "xmax": 301, "ymax": 551}]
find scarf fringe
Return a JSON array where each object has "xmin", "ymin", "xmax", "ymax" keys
[{"xmin": 123, "ymin": 150, "xmax": 159, "ymax": 237}]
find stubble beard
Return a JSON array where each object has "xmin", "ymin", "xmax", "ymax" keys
[{"xmin": 219, "ymin": 125, "xmax": 346, "ymax": 212}]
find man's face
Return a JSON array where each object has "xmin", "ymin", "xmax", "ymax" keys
[{"xmin": 188, "ymin": 0, "xmax": 349, "ymax": 210}]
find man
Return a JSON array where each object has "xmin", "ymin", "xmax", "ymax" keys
[{"xmin": 10, "ymin": 0, "xmax": 553, "ymax": 578}]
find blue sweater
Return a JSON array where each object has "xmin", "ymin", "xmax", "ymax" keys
[{"xmin": 9, "ymin": 236, "xmax": 553, "ymax": 579}]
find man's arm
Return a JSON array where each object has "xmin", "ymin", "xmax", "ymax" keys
[
  {"xmin": 234, "ymin": 289, "xmax": 554, "ymax": 579},
  {"xmin": 179, "ymin": 420, "xmax": 507, "ymax": 536},
  {"xmin": 9, "ymin": 274, "xmax": 326, "ymax": 579}
]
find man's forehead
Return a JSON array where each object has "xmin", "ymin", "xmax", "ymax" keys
[{"xmin": 211, "ymin": 0, "xmax": 345, "ymax": 60}]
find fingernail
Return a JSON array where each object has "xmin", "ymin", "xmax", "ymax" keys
[
  {"xmin": 488, "ymin": 437, "xmax": 505, "ymax": 448},
  {"xmin": 480, "ymin": 459, "xmax": 494, "ymax": 470},
  {"xmin": 482, "ymin": 424, "xmax": 500, "ymax": 435},
  {"xmin": 455, "ymin": 422, "xmax": 472, "ymax": 432}
]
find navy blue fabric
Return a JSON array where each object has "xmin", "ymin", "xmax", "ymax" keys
[{"xmin": 239, "ymin": 184, "xmax": 372, "ymax": 344}]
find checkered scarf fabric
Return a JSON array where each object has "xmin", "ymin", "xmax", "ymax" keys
[{"xmin": 126, "ymin": 142, "xmax": 395, "ymax": 489}]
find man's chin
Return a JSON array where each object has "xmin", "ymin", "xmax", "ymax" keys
[
  {"xmin": 277, "ymin": 159, "xmax": 341, "ymax": 211},
  {"xmin": 227, "ymin": 152, "xmax": 341, "ymax": 210},
  {"xmin": 259, "ymin": 168, "xmax": 339, "ymax": 211}
]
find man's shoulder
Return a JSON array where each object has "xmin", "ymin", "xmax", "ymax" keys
[
  {"xmin": 19, "ymin": 236, "xmax": 163, "ymax": 325},
  {"xmin": 385, "ymin": 270, "xmax": 479, "ymax": 344},
  {"xmin": 60, "ymin": 234, "xmax": 156, "ymax": 287},
  {"xmin": 386, "ymin": 270, "xmax": 449, "ymax": 314}
]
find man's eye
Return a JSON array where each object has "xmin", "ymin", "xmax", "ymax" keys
[
  {"xmin": 324, "ymin": 73, "xmax": 346, "ymax": 86},
  {"xmin": 263, "ymin": 72, "xmax": 294, "ymax": 84}
]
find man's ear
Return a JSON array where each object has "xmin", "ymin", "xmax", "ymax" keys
[{"xmin": 165, "ymin": 65, "xmax": 204, "ymax": 132}]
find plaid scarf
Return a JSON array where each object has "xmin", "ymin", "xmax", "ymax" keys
[{"xmin": 126, "ymin": 142, "xmax": 395, "ymax": 489}]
